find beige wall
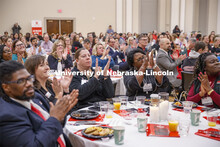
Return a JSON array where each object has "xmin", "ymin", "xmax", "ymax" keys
[
  {"xmin": 207, "ymin": 0, "xmax": 218, "ymax": 34},
  {"xmin": 0, "ymin": 0, "xmax": 116, "ymax": 36}
]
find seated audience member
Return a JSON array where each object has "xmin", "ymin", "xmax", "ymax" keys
[
  {"xmin": 83, "ymin": 38, "xmax": 92, "ymax": 55},
  {"xmin": 182, "ymin": 41, "xmax": 208, "ymax": 72},
  {"xmin": 12, "ymin": 39, "xmax": 27, "ymax": 64},
  {"xmin": 125, "ymin": 37, "xmax": 136, "ymax": 57},
  {"xmin": 25, "ymin": 55, "xmax": 73, "ymax": 105},
  {"xmin": 72, "ymin": 34, "xmax": 83, "ymax": 52},
  {"xmin": 124, "ymin": 49, "xmax": 170, "ymax": 100},
  {"xmin": 211, "ymin": 37, "xmax": 220, "ymax": 56},
  {"xmin": 92, "ymin": 43, "xmax": 115, "ymax": 69},
  {"xmin": 48, "ymin": 40, "xmax": 73, "ymax": 70},
  {"xmin": 156, "ymin": 38, "xmax": 186, "ymax": 88},
  {"xmin": 137, "ymin": 34, "xmax": 149, "ymax": 52},
  {"xmin": 4, "ymin": 37, "xmax": 13, "ymax": 51},
  {"xmin": 64, "ymin": 37, "xmax": 73, "ymax": 56},
  {"xmin": 151, "ymin": 32, "xmax": 167, "ymax": 51},
  {"xmin": 187, "ymin": 53, "xmax": 220, "ymax": 108},
  {"xmin": 27, "ymin": 37, "xmax": 46, "ymax": 58},
  {"xmin": 0, "ymin": 60, "xmax": 78, "ymax": 146},
  {"xmin": 202, "ymin": 35, "xmax": 212, "ymax": 51},
  {"xmin": 69, "ymin": 48, "xmax": 114, "ymax": 109},
  {"xmin": 107, "ymin": 38, "xmax": 125, "ymax": 65},
  {"xmin": 0, "ymin": 45, "xmax": 12, "ymax": 63},
  {"xmin": 41, "ymin": 33, "xmax": 53, "ymax": 55}
]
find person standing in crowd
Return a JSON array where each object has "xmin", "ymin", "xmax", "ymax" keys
[
  {"xmin": 0, "ymin": 60, "xmax": 78, "ymax": 146},
  {"xmin": 173, "ymin": 25, "xmax": 181, "ymax": 36},
  {"xmin": 41, "ymin": 33, "xmax": 53, "ymax": 55},
  {"xmin": 124, "ymin": 49, "xmax": 170, "ymax": 100},
  {"xmin": 107, "ymin": 25, "xmax": 114, "ymax": 34},
  {"xmin": 12, "ymin": 23, "xmax": 21, "ymax": 34},
  {"xmin": 48, "ymin": 40, "xmax": 73, "ymax": 70},
  {"xmin": 12, "ymin": 40, "xmax": 27, "ymax": 64},
  {"xmin": 69, "ymin": 48, "xmax": 114, "ymax": 109},
  {"xmin": 156, "ymin": 38, "xmax": 186, "ymax": 88},
  {"xmin": 92, "ymin": 43, "xmax": 115, "ymax": 69},
  {"xmin": 187, "ymin": 53, "xmax": 220, "ymax": 108},
  {"xmin": 27, "ymin": 37, "xmax": 46, "ymax": 58},
  {"xmin": 0, "ymin": 45, "xmax": 12, "ymax": 63}
]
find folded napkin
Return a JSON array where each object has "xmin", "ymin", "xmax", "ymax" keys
[
  {"xmin": 68, "ymin": 114, "xmax": 105, "ymax": 122},
  {"xmin": 195, "ymin": 128, "xmax": 220, "ymax": 141}
]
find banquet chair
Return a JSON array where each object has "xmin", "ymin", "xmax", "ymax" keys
[{"xmin": 179, "ymin": 71, "xmax": 194, "ymax": 101}]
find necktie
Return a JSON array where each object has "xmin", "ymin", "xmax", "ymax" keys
[{"xmin": 31, "ymin": 104, "xmax": 66, "ymax": 147}]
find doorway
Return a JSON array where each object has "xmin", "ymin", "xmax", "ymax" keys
[{"xmin": 45, "ymin": 18, "xmax": 75, "ymax": 35}]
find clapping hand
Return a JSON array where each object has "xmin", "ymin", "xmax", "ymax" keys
[
  {"xmin": 62, "ymin": 48, "xmax": 68, "ymax": 60},
  {"xmin": 198, "ymin": 72, "xmax": 212, "ymax": 94},
  {"xmin": 60, "ymin": 69, "xmax": 73, "ymax": 93},
  {"xmin": 49, "ymin": 89, "xmax": 78, "ymax": 121},
  {"xmin": 103, "ymin": 56, "xmax": 111, "ymax": 77},
  {"xmin": 94, "ymin": 58, "xmax": 101, "ymax": 79},
  {"xmin": 52, "ymin": 77, "xmax": 63, "ymax": 99}
]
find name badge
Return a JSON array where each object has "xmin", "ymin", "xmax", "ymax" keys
[
  {"xmin": 143, "ymin": 83, "xmax": 153, "ymax": 92},
  {"xmin": 45, "ymin": 92, "xmax": 51, "ymax": 98},
  {"xmin": 81, "ymin": 79, "xmax": 88, "ymax": 85},
  {"xmin": 201, "ymin": 97, "xmax": 213, "ymax": 106}
]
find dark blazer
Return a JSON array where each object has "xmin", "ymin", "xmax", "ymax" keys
[
  {"xmin": 108, "ymin": 47, "xmax": 125, "ymax": 65},
  {"xmin": 48, "ymin": 55, "xmax": 73, "ymax": 70},
  {"xmin": 0, "ymin": 93, "xmax": 71, "ymax": 147},
  {"xmin": 69, "ymin": 67, "xmax": 114, "ymax": 110}
]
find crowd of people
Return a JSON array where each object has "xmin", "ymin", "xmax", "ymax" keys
[{"xmin": 0, "ymin": 23, "xmax": 220, "ymax": 146}]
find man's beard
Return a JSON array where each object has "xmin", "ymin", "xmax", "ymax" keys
[{"xmin": 16, "ymin": 87, "xmax": 35, "ymax": 101}]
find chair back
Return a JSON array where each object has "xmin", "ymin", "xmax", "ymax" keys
[{"xmin": 181, "ymin": 71, "xmax": 194, "ymax": 92}]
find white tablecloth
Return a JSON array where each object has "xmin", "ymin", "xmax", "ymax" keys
[{"xmin": 64, "ymin": 103, "xmax": 220, "ymax": 147}]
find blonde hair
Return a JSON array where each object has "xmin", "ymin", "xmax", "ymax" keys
[
  {"xmin": 127, "ymin": 37, "xmax": 134, "ymax": 45},
  {"xmin": 92, "ymin": 43, "xmax": 104, "ymax": 56},
  {"xmin": 51, "ymin": 40, "xmax": 64, "ymax": 59}
]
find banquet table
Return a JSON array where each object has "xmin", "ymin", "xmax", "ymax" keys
[{"xmin": 64, "ymin": 103, "xmax": 220, "ymax": 147}]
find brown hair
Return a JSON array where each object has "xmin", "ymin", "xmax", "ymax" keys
[
  {"xmin": 25, "ymin": 55, "xmax": 51, "ymax": 89},
  {"xmin": 12, "ymin": 39, "xmax": 27, "ymax": 58}
]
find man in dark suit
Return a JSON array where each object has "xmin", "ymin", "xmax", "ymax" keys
[
  {"xmin": 156, "ymin": 38, "xmax": 186, "ymax": 88},
  {"xmin": 0, "ymin": 61, "xmax": 78, "ymax": 147}
]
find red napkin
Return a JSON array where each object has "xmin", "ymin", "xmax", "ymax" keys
[
  {"xmin": 203, "ymin": 116, "xmax": 220, "ymax": 125},
  {"xmin": 146, "ymin": 124, "xmax": 180, "ymax": 137},
  {"xmin": 68, "ymin": 114, "xmax": 105, "ymax": 122},
  {"xmin": 195, "ymin": 128, "xmax": 220, "ymax": 141},
  {"xmin": 172, "ymin": 106, "xmax": 205, "ymax": 112},
  {"xmin": 113, "ymin": 110, "xmax": 129, "ymax": 118}
]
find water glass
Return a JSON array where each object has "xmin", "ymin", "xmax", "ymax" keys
[
  {"xmin": 159, "ymin": 92, "xmax": 169, "ymax": 101},
  {"xmin": 182, "ymin": 101, "xmax": 193, "ymax": 114},
  {"xmin": 136, "ymin": 96, "xmax": 145, "ymax": 108},
  {"xmin": 179, "ymin": 119, "xmax": 190, "ymax": 136},
  {"xmin": 207, "ymin": 111, "xmax": 218, "ymax": 127},
  {"xmin": 119, "ymin": 96, "xmax": 128, "ymax": 109},
  {"xmin": 150, "ymin": 94, "xmax": 160, "ymax": 106},
  {"xmin": 99, "ymin": 101, "xmax": 109, "ymax": 113}
]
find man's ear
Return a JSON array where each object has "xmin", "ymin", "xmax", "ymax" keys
[{"xmin": 1, "ymin": 83, "xmax": 10, "ymax": 95}]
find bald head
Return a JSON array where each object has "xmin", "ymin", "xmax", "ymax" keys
[{"xmin": 160, "ymin": 38, "xmax": 171, "ymax": 52}]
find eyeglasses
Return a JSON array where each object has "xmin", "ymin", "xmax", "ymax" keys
[
  {"xmin": 16, "ymin": 43, "xmax": 24, "ymax": 47},
  {"xmin": 136, "ymin": 56, "xmax": 145, "ymax": 62},
  {"xmin": 4, "ymin": 75, "xmax": 34, "ymax": 85},
  {"xmin": 140, "ymin": 39, "xmax": 148, "ymax": 42},
  {"xmin": 3, "ymin": 50, "xmax": 11, "ymax": 53},
  {"xmin": 57, "ymin": 44, "xmax": 64, "ymax": 47}
]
